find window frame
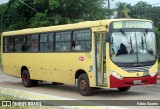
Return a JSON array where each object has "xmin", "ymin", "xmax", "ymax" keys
[
  {"xmin": 39, "ymin": 32, "xmax": 54, "ymax": 52},
  {"xmin": 72, "ymin": 29, "xmax": 92, "ymax": 52},
  {"xmin": 55, "ymin": 31, "xmax": 72, "ymax": 52},
  {"xmin": 26, "ymin": 34, "xmax": 39, "ymax": 52}
]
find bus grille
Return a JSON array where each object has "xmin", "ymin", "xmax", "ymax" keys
[{"xmin": 120, "ymin": 65, "xmax": 152, "ymax": 72}]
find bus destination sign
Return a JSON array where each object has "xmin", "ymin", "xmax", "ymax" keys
[{"xmin": 113, "ymin": 21, "xmax": 153, "ymax": 29}]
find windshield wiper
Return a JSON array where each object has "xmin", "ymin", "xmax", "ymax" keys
[
  {"xmin": 120, "ymin": 29, "xmax": 133, "ymax": 54},
  {"xmin": 141, "ymin": 36, "xmax": 144, "ymax": 50},
  {"xmin": 129, "ymin": 36, "xmax": 133, "ymax": 53},
  {"xmin": 142, "ymin": 31, "xmax": 148, "ymax": 51}
]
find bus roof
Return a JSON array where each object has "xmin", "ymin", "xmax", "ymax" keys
[{"xmin": 2, "ymin": 19, "xmax": 152, "ymax": 36}]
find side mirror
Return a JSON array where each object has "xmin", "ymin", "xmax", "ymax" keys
[{"xmin": 106, "ymin": 32, "xmax": 110, "ymax": 42}]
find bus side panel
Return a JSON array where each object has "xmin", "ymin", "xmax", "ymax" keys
[
  {"xmin": 2, "ymin": 53, "xmax": 21, "ymax": 78},
  {"xmin": 42, "ymin": 53, "xmax": 94, "ymax": 85},
  {"xmin": 2, "ymin": 53, "xmax": 94, "ymax": 86}
]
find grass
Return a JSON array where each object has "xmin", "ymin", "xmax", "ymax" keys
[{"xmin": 0, "ymin": 94, "xmax": 21, "ymax": 100}]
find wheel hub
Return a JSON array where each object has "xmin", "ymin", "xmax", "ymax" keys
[
  {"xmin": 80, "ymin": 80, "xmax": 87, "ymax": 91},
  {"xmin": 23, "ymin": 74, "xmax": 28, "ymax": 84}
]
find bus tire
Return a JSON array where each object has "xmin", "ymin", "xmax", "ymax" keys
[
  {"xmin": 22, "ymin": 69, "xmax": 33, "ymax": 87},
  {"xmin": 118, "ymin": 86, "xmax": 131, "ymax": 92},
  {"xmin": 78, "ymin": 74, "xmax": 92, "ymax": 96},
  {"xmin": 33, "ymin": 80, "xmax": 38, "ymax": 86}
]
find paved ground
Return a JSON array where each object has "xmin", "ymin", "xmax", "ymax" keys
[{"xmin": 0, "ymin": 71, "xmax": 160, "ymax": 109}]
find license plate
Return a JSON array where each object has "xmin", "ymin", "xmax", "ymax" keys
[{"xmin": 133, "ymin": 80, "xmax": 141, "ymax": 84}]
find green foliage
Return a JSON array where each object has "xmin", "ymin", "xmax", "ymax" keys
[
  {"xmin": 0, "ymin": 0, "xmax": 110, "ymax": 31},
  {"xmin": 29, "ymin": 13, "xmax": 50, "ymax": 27},
  {"xmin": 129, "ymin": 1, "xmax": 152, "ymax": 18},
  {"xmin": 115, "ymin": 2, "xmax": 131, "ymax": 18},
  {"xmin": 155, "ymin": 27, "xmax": 160, "ymax": 60}
]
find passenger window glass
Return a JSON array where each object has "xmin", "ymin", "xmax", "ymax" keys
[
  {"xmin": 40, "ymin": 34, "xmax": 48, "ymax": 42},
  {"xmin": 32, "ymin": 43, "xmax": 38, "ymax": 52},
  {"xmin": 84, "ymin": 32, "xmax": 91, "ymax": 40},
  {"xmin": 55, "ymin": 32, "xmax": 71, "ymax": 51},
  {"xmin": 14, "ymin": 36, "xmax": 26, "ymax": 52},
  {"xmin": 19, "ymin": 36, "xmax": 26, "ymax": 43},
  {"xmin": 62, "ymin": 42, "xmax": 71, "ymax": 51},
  {"xmin": 55, "ymin": 42, "xmax": 61, "ymax": 51},
  {"xmin": 48, "ymin": 43, "xmax": 53, "ymax": 51},
  {"xmin": 48, "ymin": 33, "xmax": 54, "ymax": 42},
  {"xmin": 27, "ymin": 35, "xmax": 32, "ymax": 43},
  {"xmin": 56, "ymin": 34, "xmax": 61, "ymax": 41},
  {"xmin": 31, "ymin": 34, "xmax": 38, "ymax": 42},
  {"xmin": 40, "ymin": 33, "xmax": 54, "ymax": 52},
  {"xmin": 27, "ymin": 34, "xmax": 39, "ymax": 52},
  {"xmin": 27, "ymin": 44, "xmax": 32, "ymax": 52},
  {"xmin": 7, "ymin": 37, "xmax": 14, "ymax": 44},
  {"xmin": 40, "ymin": 43, "xmax": 48, "ymax": 51},
  {"xmin": 15, "ymin": 37, "xmax": 19, "ymax": 43},
  {"xmin": 62, "ymin": 32, "xmax": 71, "ymax": 41},
  {"xmin": 3, "ymin": 36, "xmax": 14, "ymax": 52},
  {"xmin": 4, "ymin": 37, "xmax": 7, "ymax": 44},
  {"xmin": 73, "ymin": 30, "xmax": 91, "ymax": 52}
]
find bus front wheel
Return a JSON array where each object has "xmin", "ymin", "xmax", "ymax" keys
[
  {"xmin": 118, "ymin": 86, "xmax": 131, "ymax": 92},
  {"xmin": 22, "ymin": 69, "xmax": 33, "ymax": 87},
  {"xmin": 78, "ymin": 74, "xmax": 92, "ymax": 96}
]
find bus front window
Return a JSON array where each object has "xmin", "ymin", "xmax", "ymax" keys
[{"xmin": 110, "ymin": 31, "xmax": 157, "ymax": 63}]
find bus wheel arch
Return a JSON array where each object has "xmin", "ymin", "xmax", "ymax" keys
[
  {"xmin": 21, "ymin": 66, "xmax": 28, "ymax": 78},
  {"xmin": 75, "ymin": 69, "xmax": 87, "ymax": 80},
  {"xmin": 21, "ymin": 66, "xmax": 38, "ymax": 87}
]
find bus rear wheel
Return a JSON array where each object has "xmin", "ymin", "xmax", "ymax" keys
[
  {"xmin": 78, "ymin": 74, "xmax": 92, "ymax": 96},
  {"xmin": 118, "ymin": 86, "xmax": 131, "ymax": 92},
  {"xmin": 22, "ymin": 69, "xmax": 33, "ymax": 87}
]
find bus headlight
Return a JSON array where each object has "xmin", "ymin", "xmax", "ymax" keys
[
  {"xmin": 150, "ymin": 69, "xmax": 158, "ymax": 77},
  {"xmin": 110, "ymin": 71, "xmax": 123, "ymax": 79}
]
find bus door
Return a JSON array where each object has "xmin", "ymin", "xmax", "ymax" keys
[{"xmin": 95, "ymin": 32, "xmax": 107, "ymax": 86}]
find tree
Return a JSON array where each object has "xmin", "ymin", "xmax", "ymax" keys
[
  {"xmin": 129, "ymin": 1, "xmax": 152, "ymax": 18},
  {"xmin": 115, "ymin": 2, "xmax": 130, "ymax": 18},
  {"xmin": 0, "ymin": 0, "xmax": 110, "ymax": 31},
  {"xmin": 106, "ymin": 0, "xmax": 114, "ymax": 9},
  {"xmin": 128, "ymin": 1, "xmax": 160, "ymax": 27}
]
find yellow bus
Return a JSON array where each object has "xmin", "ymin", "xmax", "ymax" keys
[{"xmin": 1, "ymin": 19, "xmax": 158, "ymax": 96}]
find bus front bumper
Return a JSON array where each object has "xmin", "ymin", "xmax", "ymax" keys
[{"xmin": 110, "ymin": 74, "xmax": 158, "ymax": 88}]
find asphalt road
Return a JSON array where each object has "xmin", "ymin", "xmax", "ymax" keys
[
  {"xmin": 1, "ymin": 70, "xmax": 160, "ymax": 109},
  {"xmin": 0, "ymin": 71, "xmax": 160, "ymax": 101}
]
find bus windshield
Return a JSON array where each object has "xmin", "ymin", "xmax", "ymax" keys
[{"xmin": 110, "ymin": 31, "xmax": 157, "ymax": 63}]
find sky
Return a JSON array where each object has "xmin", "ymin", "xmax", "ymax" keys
[
  {"xmin": 109, "ymin": 0, "xmax": 160, "ymax": 8},
  {"xmin": 0, "ymin": 0, "xmax": 160, "ymax": 8}
]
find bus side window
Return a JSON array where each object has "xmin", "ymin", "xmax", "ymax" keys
[
  {"xmin": 4, "ymin": 36, "xmax": 14, "ymax": 52},
  {"xmin": 55, "ymin": 32, "xmax": 71, "ymax": 52},
  {"xmin": 40, "ymin": 33, "xmax": 54, "ymax": 52},
  {"xmin": 27, "ymin": 34, "xmax": 39, "ymax": 52},
  {"xmin": 73, "ymin": 30, "xmax": 91, "ymax": 52},
  {"xmin": 14, "ymin": 35, "xmax": 26, "ymax": 52}
]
